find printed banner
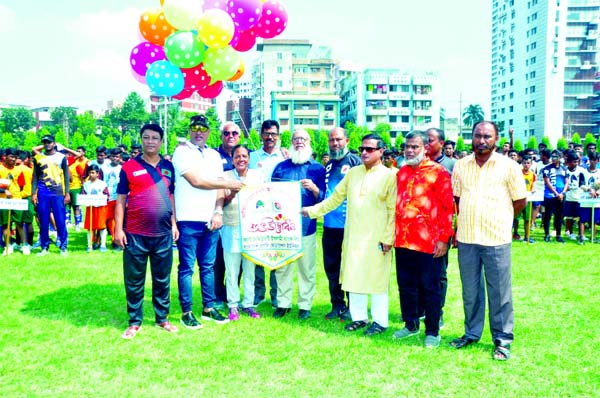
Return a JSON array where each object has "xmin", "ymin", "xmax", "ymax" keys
[
  {"xmin": 0, "ymin": 198, "xmax": 28, "ymax": 211},
  {"xmin": 77, "ymin": 194, "xmax": 108, "ymax": 207},
  {"xmin": 239, "ymin": 181, "xmax": 303, "ymax": 270}
]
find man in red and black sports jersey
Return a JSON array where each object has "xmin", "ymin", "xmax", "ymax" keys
[{"xmin": 114, "ymin": 123, "xmax": 180, "ymax": 340}]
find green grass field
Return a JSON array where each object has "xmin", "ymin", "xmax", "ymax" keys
[{"xmin": 1, "ymin": 225, "xmax": 599, "ymax": 398}]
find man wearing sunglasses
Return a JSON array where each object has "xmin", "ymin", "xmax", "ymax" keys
[
  {"xmin": 213, "ymin": 122, "xmax": 243, "ymax": 308},
  {"xmin": 172, "ymin": 114, "xmax": 245, "ymax": 330},
  {"xmin": 302, "ymin": 134, "xmax": 396, "ymax": 336}
]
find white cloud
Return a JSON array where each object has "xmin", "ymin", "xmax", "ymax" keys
[
  {"xmin": 65, "ymin": 7, "xmax": 142, "ymax": 45},
  {"xmin": 0, "ymin": 5, "xmax": 17, "ymax": 33}
]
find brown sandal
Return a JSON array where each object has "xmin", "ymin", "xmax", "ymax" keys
[{"xmin": 344, "ymin": 320, "xmax": 368, "ymax": 332}]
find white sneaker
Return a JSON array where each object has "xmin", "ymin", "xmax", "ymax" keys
[
  {"xmin": 21, "ymin": 245, "xmax": 31, "ymax": 256},
  {"xmin": 2, "ymin": 246, "xmax": 13, "ymax": 256},
  {"xmin": 568, "ymin": 233, "xmax": 577, "ymax": 240},
  {"xmin": 37, "ymin": 249, "xmax": 49, "ymax": 257}
]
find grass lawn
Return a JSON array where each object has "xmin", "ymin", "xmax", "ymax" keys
[{"xmin": 1, "ymin": 225, "xmax": 599, "ymax": 398}]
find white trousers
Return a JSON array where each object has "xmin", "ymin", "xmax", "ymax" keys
[
  {"xmin": 349, "ymin": 292, "xmax": 389, "ymax": 327},
  {"xmin": 223, "ymin": 251, "xmax": 257, "ymax": 309},
  {"xmin": 275, "ymin": 234, "xmax": 316, "ymax": 310}
]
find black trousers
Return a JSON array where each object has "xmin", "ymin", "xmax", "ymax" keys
[
  {"xmin": 213, "ymin": 236, "xmax": 227, "ymax": 303},
  {"xmin": 543, "ymin": 197, "xmax": 563, "ymax": 237},
  {"xmin": 322, "ymin": 227, "xmax": 347, "ymax": 310},
  {"xmin": 396, "ymin": 247, "xmax": 442, "ymax": 336},
  {"xmin": 123, "ymin": 232, "xmax": 173, "ymax": 326},
  {"xmin": 254, "ymin": 265, "xmax": 277, "ymax": 303}
]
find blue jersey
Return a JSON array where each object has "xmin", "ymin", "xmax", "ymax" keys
[
  {"xmin": 323, "ymin": 152, "xmax": 362, "ymax": 228},
  {"xmin": 542, "ymin": 163, "xmax": 567, "ymax": 198}
]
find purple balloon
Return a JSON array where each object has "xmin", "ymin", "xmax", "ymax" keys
[
  {"xmin": 227, "ymin": 0, "xmax": 262, "ymax": 31},
  {"xmin": 130, "ymin": 42, "xmax": 166, "ymax": 77},
  {"xmin": 204, "ymin": 0, "xmax": 228, "ymax": 12}
]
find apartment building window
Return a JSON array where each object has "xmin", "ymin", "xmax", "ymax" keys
[
  {"xmin": 525, "ymin": 116, "xmax": 528, "ymax": 122},
  {"xmin": 501, "ymin": 82, "xmax": 506, "ymax": 88},
  {"xmin": 277, "ymin": 66, "xmax": 283, "ymax": 73},
  {"xmin": 310, "ymin": 81, "xmax": 320, "ymax": 88},
  {"xmin": 280, "ymin": 119, "xmax": 289, "ymax": 125},
  {"xmin": 529, "ymin": 129, "xmax": 535, "ymax": 136},
  {"xmin": 530, "ymin": 85, "xmax": 536, "ymax": 93},
  {"xmin": 389, "ymin": 116, "xmax": 397, "ymax": 122},
  {"xmin": 530, "ymin": 71, "xmax": 536, "ymax": 79},
  {"xmin": 530, "ymin": 114, "xmax": 535, "ymax": 121},
  {"xmin": 530, "ymin": 42, "xmax": 536, "ymax": 50},
  {"xmin": 277, "ymin": 52, "xmax": 283, "ymax": 60},
  {"xmin": 324, "ymin": 81, "xmax": 330, "ymax": 89},
  {"xmin": 324, "ymin": 104, "xmax": 334, "ymax": 111},
  {"xmin": 510, "ymin": 79, "xmax": 514, "ymax": 86},
  {"xmin": 530, "ymin": 56, "xmax": 536, "ymax": 65},
  {"xmin": 310, "ymin": 67, "xmax": 320, "ymax": 73},
  {"xmin": 509, "ymin": 119, "xmax": 513, "ymax": 125},
  {"xmin": 530, "ymin": 100, "xmax": 535, "ymax": 107},
  {"xmin": 531, "ymin": 27, "xmax": 537, "ymax": 35},
  {"xmin": 277, "ymin": 80, "xmax": 283, "ymax": 88},
  {"xmin": 509, "ymin": 105, "xmax": 514, "ymax": 112},
  {"xmin": 510, "ymin": 92, "xmax": 514, "ymax": 99},
  {"xmin": 366, "ymin": 116, "xmax": 372, "ymax": 122},
  {"xmin": 401, "ymin": 116, "xmax": 409, "ymax": 123},
  {"xmin": 280, "ymin": 104, "xmax": 289, "ymax": 111}
]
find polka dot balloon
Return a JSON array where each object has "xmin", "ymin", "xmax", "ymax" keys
[
  {"xmin": 254, "ymin": 0, "xmax": 287, "ymax": 39},
  {"xmin": 139, "ymin": 7, "xmax": 176, "ymax": 46},
  {"xmin": 130, "ymin": 42, "xmax": 166, "ymax": 77},
  {"xmin": 203, "ymin": 46, "xmax": 241, "ymax": 81},
  {"xmin": 198, "ymin": 80, "xmax": 224, "ymax": 99},
  {"xmin": 197, "ymin": 8, "xmax": 235, "ymax": 49},
  {"xmin": 164, "ymin": 30, "xmax": 206, "ymax": 68},
  {"xmin": 226, "ymin": 0, "xmax": 262, "ymax": 31},
  {"xmin": 181, "ymin": 63, "xmax": 211, "ymax": 92},
  {"xmin": 145, "ymin": 60, "xmax": 185, "ymax": 97}
]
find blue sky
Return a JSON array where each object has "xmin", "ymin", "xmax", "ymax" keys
[{"xmin": 0, "ymin": 0, "xmax": 490, "ymax": 119}]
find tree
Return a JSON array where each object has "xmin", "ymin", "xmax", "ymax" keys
[
  {"xmin": 542, "ymin": 136, "xmax": 553, "ymax": 150},
  {"xmin": 120, "ymin": 92, "xmax": 149, "ymax": 134},
  {"xmin": 526, "ymin": 136, "xmax": 537, "ymax": 150},
  {"xmin": 22, "ymin": 131, "xmax": 39, "ymax": 150},
  {"xmin": 76, "ymin": 113, "xmax": 99, "ymax": 137},
  {"xmin": 514, "ymin": 139, "xmax": 524, "ymax": 152},
  {"xmin": 104, "ymin": 135, "xmax": 116, "ymax": 149},
  {"xmin": 85, "ymin": 134, "xmax": 102, "ymax": 156},
  {"xmin": 394, "ymin": 132, "xmax": 404, "ymax": 150},
  {"xmin": 456, "ymin": 136, "xmax": 466, "ymax": 153},
  {"xmin": 55, "ymin": 129, "xmax": 67, "ymax": 146},
  {"xmin": 462, "ymin": 104, "xmax": 485, "ymax": 128},
  {"xmin": 584, "ymin": 133, "xmax": 595, "ymax": 149},
  {"xmin": 205, "ymin": 108, "xmax": 222, "ymax": 148},
  {"xmin": 0, "ymin": 107, "xmax": 36, "ymax": 133},
  {"xmin": 374, "ymin": 123, "xmax": 392, "ymax": 148},
  {"xmin": 1, "ymin": 132, "xmax": 17, "ymax": 148},
  {"xmin": 51, "ymin": 106, "xmax": 78, "ymax": 132},
  {"xmin": 71, "ymin": 131, "xmax": 85, "ymax": 149},
  {"xmin": 315, "ymin": 130, "xmax": 329, "ymax": 157},
  {"xmin": 280, "ymin": 130, "xmax": 291, "ymax": 149},
  {"xmin": 246, "ymin": 129, "xmax": 261, "ymax": 150},
  {"xmin": 556, "ymin": 137, "xmax": 568, "ymax": 150},
  {"xmin": 571, "ymin": 132, "xmax": 581, "ymax": 145}
]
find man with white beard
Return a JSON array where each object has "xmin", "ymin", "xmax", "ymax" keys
[{"xmin": 270, "ymin": 128, "xmax": 326, "ymax": 319}]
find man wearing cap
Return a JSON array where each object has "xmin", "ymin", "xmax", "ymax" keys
[
  {"xmin": 173, "ymin": 114, "xmax": 244, "ymax": 329},
  {"xmin": 31, "ymin": 134, "xmax": 70, "ymax": 255}
]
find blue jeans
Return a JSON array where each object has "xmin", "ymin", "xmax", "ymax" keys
[
  {"xmin": 37, "ymin": 194, "xmax": 68, "ymax": 251},
  {"xmin": 176, "ymin": 221, "xmax": 219, "ymax": 313}
]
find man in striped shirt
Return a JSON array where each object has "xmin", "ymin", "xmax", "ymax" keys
[{"xmin": 450, "ymin": 121, "xmax": 527, "ymax": 361}]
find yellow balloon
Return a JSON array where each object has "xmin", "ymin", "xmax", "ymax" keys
[{"xmin": 197, "ymin": 9, "xmax": 235, "ymax": 49}]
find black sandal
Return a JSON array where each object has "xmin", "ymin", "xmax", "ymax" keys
[
  {"xmin": 449, "ymin": 335, "xmax": 478, "ymax": 349},
  {"xmin": 493, "ymin": 344, "xmax": 511, "ymax": 361},
  {"xmin": 363, "ymin": 322, "xmax": 387, "ymax": 336},
  {"xmin": 344, "ymin": 320, "xmax": 368, "ymax": 332}
]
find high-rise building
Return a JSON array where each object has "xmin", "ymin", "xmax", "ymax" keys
[
  {"xmin": 339, "ymin": 68, "xmax": 440, "ymax": 139},
  {"xmin": 251, "ymin": 39, "xmax": 340, "ymax": 131},
  {"xmin": 491, "ymin": 0, "xmax": 600, "ymax": 145}
]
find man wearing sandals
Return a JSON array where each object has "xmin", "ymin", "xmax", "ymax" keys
[
  {"xmin": 393, "ymin": 130, "xmax": 454, "ymax": 348},
  {"xmin": 450, "ymin": 121, "xmax": 527, "ymax": 361},
  {"xmin": 302, "ymin": 134, "xmax": 396, "ymax": 336}
]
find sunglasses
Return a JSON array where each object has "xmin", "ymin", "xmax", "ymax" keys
[
  {"xmin": 261, "ymin": 132, "xmax": 279, "ymax": 138},
  {"xmin": 222, "ymin": 130, "xmax": 239, "ymax": 137},
  {"xmin": 359, "ymin": 146, "xmax": 380, "ymax": 153},
  {"xmin": 190, "ymin": 125, "xmax": 209, "ymax": 133}
]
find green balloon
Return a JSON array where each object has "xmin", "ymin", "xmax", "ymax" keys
[
  {"xmin": 164, "ymin": 30, "xmax": 205, "ymax": 69},
  {"xmin": 203, "ymin": 46, "xmax": 240, "ymax": 81}
]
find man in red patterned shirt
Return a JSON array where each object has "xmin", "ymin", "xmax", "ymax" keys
[{"xmin": 393, "ymin": 130, "xmax": 454, "ymax": 348}]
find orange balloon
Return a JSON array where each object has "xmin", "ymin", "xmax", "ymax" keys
[
  {"xmin": 160, "ymin": 0, "xmax": 165, "ymax": 5},
  {"xmin": 228, "ymin": 62, "xmax": 245, "ymax": 81},
  {"xmin": 139, "ymin": 7, "xmax": 176, "ymax": 46}
]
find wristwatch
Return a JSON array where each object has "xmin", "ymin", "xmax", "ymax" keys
[{"xmin": 214, "ymin": 208, "xmax": 223, "ymax": 215}]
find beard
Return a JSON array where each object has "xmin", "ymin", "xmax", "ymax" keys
[
  {"xmin": 405, "ymin": 152, "xmax": 425, "ymax": 166},
  {"xmin": 329, "ymin": 147, "xmax": 348, "ymax": 160},
  {"xmin": 290, "ymin": 145, "xmax": 313, "ymax": 164}
]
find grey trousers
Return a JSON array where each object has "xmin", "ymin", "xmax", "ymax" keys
[{"xmin": 457, "ymin": 242, "xmax": 514, "ymax": 346}]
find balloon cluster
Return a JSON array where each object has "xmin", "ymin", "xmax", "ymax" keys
[{"xmin": 130, "ymin": 0, "xmax": 288, "ymax": 99}]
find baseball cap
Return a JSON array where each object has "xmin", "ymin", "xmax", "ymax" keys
[
  {"xmin": 41, "ymin": 134, "xmax": 55, "ymax": 143},
  {"xmin": 190, "ymin": 115, "xmax": 209, "ymax": 129}
]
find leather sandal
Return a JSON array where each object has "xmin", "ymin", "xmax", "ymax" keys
[
  {"xmin": 344, "ymin": 320, "xmax": 368, "ymax": 332},
  {"xmin": 449, "ymin": 335, "xmax": 478, "ymax": 349},
  {"xmin": 493, "ymin": 344, "xmax": 511, "ymax": 361}
]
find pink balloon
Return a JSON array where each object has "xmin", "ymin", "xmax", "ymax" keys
[
  {"xmin": 231, "ymin": 27, "xmax": 256, "ymax": 52},
  {"xmin": 130, "ymin": 42, "xmax": 166, "ymax": 77},
  {"xmin": 199, "ymin": 80, "xmax": 224, "ymax": 98},
  {"xmin": 227, "ymin": 0, "xmax": 262, "ymax": 31},
  {"xmin": 131, "ymin": 69, "xmax": 147, "ymax": 85},
  {"xmin": 254, "ymin": 0, "xmax": 287, "ymax": 39},
  {"xmin": 203, "ymin": 0, "xmax": 228, "ymax": 11},
  {"xmin": 181, "ymin": 63, "xmax": 211, "ymax": 92}
]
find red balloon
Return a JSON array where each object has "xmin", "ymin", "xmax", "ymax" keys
[
  {"xmin": 199, "ymin": 81, "xmax": 224, "ymax": 98},
  {"xmin": 231, "ymin": 28, "xmax": 257, "ymax": 52},
  {"xmin": 181, "ymin": 63, "xmax": 211, "ymax": 92},
  {"xmin": 173, "ymin": 88, "xmax": 195, "ymax": 100}
]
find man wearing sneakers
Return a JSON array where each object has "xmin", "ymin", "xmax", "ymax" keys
[
  {"xmin": 322, "ymin": 127, "xmax": 361, "ymax": 321},
  {"xmin": 173, "ymin": 114, "xmax": 244, "ymax": 329},
  {"xmin": 114, "ymin": 124, "xmax": 179, "ymax": 339}
]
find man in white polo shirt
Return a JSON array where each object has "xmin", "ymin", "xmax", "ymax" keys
[{"xmin": 172, "ymin": 114, "xmax": 244, "ymax": 329}]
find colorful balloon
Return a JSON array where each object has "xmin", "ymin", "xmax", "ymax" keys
[
  {"xmin": 203, "ymin": 46, "xmax": 241, "ymax": 81},
  {"xmin": 164, "ymin": 31, "xmax": 206, "ymax": 68},
  {"xmin": 139, "ymin": 7, "xmax": 176, "ymax": 46},
  {"xmin": 197, "ymin": 9, "xmax": 235, "ymax": 49},
  {"xmin": 131, "ymin": 69, "xmax": 147, "ymax": 85},
  {"xmin": 227, "ymin": 0, "xmax": 262, "ymax": 31},
  {"xmin": 173, "ymin": 88, "xmax": 195, "ymax": 100},
  {"xmin": 228, "ymin": 60, "xmax": 245, "ymax": 81},
  {"xmin": 203, "ymin": 0, "xmax": 228, "ymax": 11},
  {"xmin": 130, "ymin": 42, "xmax": 166, "ymax": 77},
  {"xmin": 146, "ymin": 60, "xmax": 185, "ymax": 97},
  {"xmin": 182, "ymin": 63, "xmax": 211, "ymax": 92},
  {"xmin": 163, "ymin": 0, "xmax": 205, "ymax": 30},
  {"xmin": 199, "ymin": 80, "xmax": 224, "ymax": 98},
  {"xmin": 231, "ymin": 27, "xmax": 256, "ymax": 52},
  {"xmin": 255, "ymin": 0, "xmax": 287, "ymax": 39}
]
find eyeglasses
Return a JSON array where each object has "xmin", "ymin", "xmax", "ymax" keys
[
  {"xmin": 222, "ymin": 130, "xmax": 239, "ymax": 137},
  {"xmin": 292, "ymin": 137, "xmax": 308, "ymax": 143},
  {"xmin": 261, "ymin": 132, "xmax": 279, "ymax": 137},
  {"xmin": 359, "ymin": 146, "xmax": 380, "ymax": 153},
  {"xmin": 191, "ymin": 125, "xmax": 209, "ymax": 133}
]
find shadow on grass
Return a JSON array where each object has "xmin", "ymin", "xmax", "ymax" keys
[{"xmin": 21, "ymin": 283, "xmax": 126, "ymax": 329}]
